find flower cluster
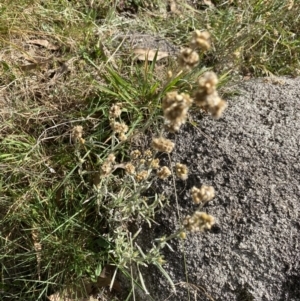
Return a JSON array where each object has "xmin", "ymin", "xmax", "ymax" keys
[
  {"xmin": 152, "ymin": 137, "xmax": 175, "ymax": 154},
  {"xmin": 175, "ymin": 163, "xmax": 188, "ymax": 180},
  {"xmin": 162, "ymin": 31, "xmax": 226, "ymax": 137},
  {"xmin": 109, "ymin": 103, "xmax": 122, "ymax": 119},
  {"xmin": 162, "ymin": 92, "xmax": 193, "ymax": 132},
  {"xmin": 183, "ymin": 211, "xmax": 215, "ymax": 232},
  {"xmin": 191, "ymin": 185, "xmax": 215, "ymax": 205},
  {"xmin": 178, "ymin": 30, "xmax": 211, "ymax": 70},
  {"xmin": 189, "ymin": 30, "xmax": 211, "ymax": 51},
  {"xmin": 71, "ymin": 125, "xmax": 85, "ymax": 144},
  {"xmin": 120, "ymin": 148, "xmax": 171, "ymax": 183},
  {"xmin": 194, "ymin": 71, "xmax": 227, "ymax": 119},
  {"xmin": 100, "ymin": 153, "xmax": 116, "ymax": 177},
  {"xmin": 179, "ymin": 185, "xmax": 215, "ymax": 237},
  {"xmin": 135, "ymin": 170, "xmax": 149, "ymax": 182},
  {"xmin": 151, "ymin": 32, "xmax": 222, "ymax": 235},
  {"xmin": 125, "ymin": 162, "xmax": 135, "ymax": 175},
  {"xmin": 150, "ymin": 158, "xmax": 160, "ymax": 169},
  {"xmin": 130, "ymin": 150, "xmax": 141, "ymax": 160},
  {"xmin": 109, "ymin": 103, "xmax": 128, "ymax": 141},
  {"xmin": 110, "ymin": 121, "xmax": 128, "ymax": 141},
  {"xmin": 178, "ymin": 48, "xmax": 199, "ymax": 69},
  {"xmin": 157, "ymin": 166, "xmax": 171, "ymax": 180}
]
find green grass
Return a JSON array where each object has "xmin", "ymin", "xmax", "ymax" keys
[{"xmin": 0, "ymin": 0, "xmax": 299, "ymax": 300}]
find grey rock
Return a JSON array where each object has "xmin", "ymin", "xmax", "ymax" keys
[{"xmin": 141, "ymin": 77, "xmax": 300, "ymax": 301}]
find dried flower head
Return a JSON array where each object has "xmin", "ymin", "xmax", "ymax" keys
[
  {"xmin": 183, "ymin": 211, "xmax": 215, "ymax": 232},
  {"xmin": 194, "ymin": 91, "xmax": 227, "ymax": 118},
  {"xmin": 210, "ymin": 98, "xmax": 228, "ymax": 119},
  {"xmin": 119, "ymin": 132, "xmax": 127, "ymax": 141},
  {"xmin": 107, "ymin": 154, "xmax": 116, "ymax": 163},
  {"xmin": 162, "ymin": 92, "xmax": 193, "ymax": 132},
  {"xmin": 205, "ymin": 91, "xmax": 222, "ymax": 107},
  {"xmin": 109, "ymin": 104, "xmax": 122, "ymax": 119},
  {"xmin": 152, "ymin": 137, "xmax": 175, "ymax": 153},
  {"xmin": 198, "ymin": 71, "xmax": 218, "ymax": 94},
  {"xmin": 135, "ymin": 170, "xmax": 149, "ymax": 182},
  {"xmin": 193, "ymin": 90, "xmax": 207, "ymax": 108},
  {"xmin": 191, "ymin": 185, "xmax": 215, "ymax": 205},
  {"xmin": 100, "ymin": 154, "xmax": 116, "ymax": 177},
  {"xmin": 175, "ymin": 163, "xmax": 189, "ymax": 180},
  {"xmin": 157, "ymin": 166, "xmax": 171, "ymax": 180},
  {"xmin": 71, "ymin": 125, "xmax": 84, "ymax": 143},
  {"xmin": 100, "ymin": 162, "xmax": 112, "ymax": 176},
  {"xmin": 125, "ymin": 163, "xmax": 135, "ymax": 175},
  {"xmin": 178, "ymin": 48, "xmax": 199, "ymax": 69},
  {"xmin": 150, "ymin": 158, "xmax": 160, "ymax": 169},
  {"xmin": 110, "ymin": 121, "xmax": 128, "ymax": 134},
  {"xmin": 144, "ymin": 149, "xmax": 153, "ymax": 158},
  {"xmin": 130, "ymin": 150, "xmax": 141, "ymax": 160},
  {"xmin": 190, "ymin": 30, "xmax": 211, "ymax": 51},
  {"xmin": 194, "ymin": 72, "xmax": 227, "ymax": 118}
]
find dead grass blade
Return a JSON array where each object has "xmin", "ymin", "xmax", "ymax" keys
[
  {"xmin": 133, "ymin": 48, "xmax": 170, "ymax": 61},
  {"xmin": 27, "ymin": 39, "xmax": 58, "ymax": 50}
]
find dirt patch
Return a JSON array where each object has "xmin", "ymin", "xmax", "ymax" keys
[{"xmin": 141, "ymin": 77, "xmax": 300, "ymax": 301}]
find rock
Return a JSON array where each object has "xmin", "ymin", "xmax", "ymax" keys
[
  {"xmin": 112, "ymin": 31, "xmax": 180, "ymax": 57},
  {"xmin": 141, "ymin": 77, "xmax": 300, "ymax": 301}
]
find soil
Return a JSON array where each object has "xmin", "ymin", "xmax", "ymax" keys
[{"xmin": 140, "ymin": 77, "xmax": 300, "ymax": 301}]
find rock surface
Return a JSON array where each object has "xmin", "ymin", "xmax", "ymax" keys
[
  {"xmin": 112, "ymin": 31, "xmax": 180, "ymax": 56},
  {"xmin": 143, "ymin": 77, "xmax": 300, "ymax": 301}
]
